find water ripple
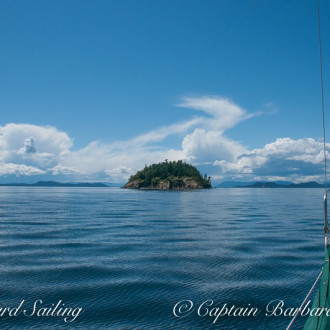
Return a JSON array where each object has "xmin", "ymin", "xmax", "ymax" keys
[{"xmin": 0, "ymin": 187, "xmax": 324, "ymax": 329}]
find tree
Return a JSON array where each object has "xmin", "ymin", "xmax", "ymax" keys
[{"xmin": 126, "ymin": 160, "xmax": 212, "ymax": 189}]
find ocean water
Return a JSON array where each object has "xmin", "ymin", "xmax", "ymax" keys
[{"xmin": 0, "ymin": 187, "xmax": 326, "ymax": 329}]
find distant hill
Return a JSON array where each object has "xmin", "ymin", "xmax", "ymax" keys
[
  {"xmin": 217, "ymin": 180, "xmax": 293, "ymax": 188},
  {"xmin": 235, "ymin": 181, "xmax": 324, "ymax": 188},
  {"xmin": 0, "ymin": 181, "xmax": 109, "ymax": 187},
  {"xmin": 123, "ymin": 160, "xmax": 212, "ymax": 190}
]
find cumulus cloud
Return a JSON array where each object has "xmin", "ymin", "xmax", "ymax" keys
[
  {"xmin": 176, "ymin": 96, "xmax": 251, "ymax": 163},
  {"xmin": 50, "ymin": 165, "xmax": 81, "ymax": 176},
  {"xmin": 181, "ymin": 129, "xmax": 245, "ymax": 162},
  {"xmin": 0, "ymin": 123, "xmax": 72, "ymax": 168},
  {"xmin": 214, "ymin": 138, "xmax": 329, "ymax": 182},
  {"xmin": 60, "ymin": 140, "xmax": 184, "ymax": 181},
  {"xmin": 105, "ymin": 166, "xmax": 133, "ymax": 182},
  {"xmin": 0, "ymin": 162, "xmax": 46, "ymax": 176}
]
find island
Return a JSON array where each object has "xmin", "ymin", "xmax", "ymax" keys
[{"xmin": 122, "ymin": 160, "xmax": 212, "ymax": 190}]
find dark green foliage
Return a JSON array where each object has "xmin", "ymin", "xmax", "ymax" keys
[{"xmin": 128, "ymin": 160, "xmax": 212, "ymax": 188}]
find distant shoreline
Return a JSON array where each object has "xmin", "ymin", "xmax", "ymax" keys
[
  {"xmin": 231, "ymin": 181, "xmax": 324, "ymax": 188},
  {"xmin": 0, "ymin": 181, "xmax": 110, "ymax": 187},
  {"xmin": 0, "ymin": 180, "xmax": 324, "ymax": 189}
]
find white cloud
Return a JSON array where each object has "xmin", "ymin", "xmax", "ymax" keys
[
  {"xmin": 182, "ymin": 128, "xmax": 245, "ymax": 163},
  {"xmin": 0, "ymin": 123, "xmax": 72, "ymax": 168},
  {"xmin": 0, "ymin": 98, "xmax": 247, "ymax": 181},
  {"xmin": 129, "ymin": 118, "xmax": 202, "ymax": 147},
  {"xmin": 1, "ymin": 97, "xmax": 326, "ymax": 184},
  {"xmin": 177, "ymin": 96, "xmax": 249, "ymax": 130},
  {"xmin": 50, "ymin": 165, "xmax": 81, "ymax": 175},
  {"xmin": 174, "ymin": 96, "xmax": 251, "ymax": 163},
  {"xmin": 0, "ymin": 162, "xmax": 46, "ymax": 176},
  {"xmin": 290, "ymin": 175, "xmax": 323, "ymax": 183},
  {"xmin": 52, "ymin": 96, "xmax": 249, "ymax": 180},
  {"xmin": 60, "ymin": 140, "xmax": 184, "ymax": 180},
  {"xmin": 105, "ymin": 166, "xmax": 134, "ymax": 182},
  {"xmin": 214, "ymin": 138, "xmax": 329, "ymax": 183},
  {"xmin": 265, "ymin": 176, "xmax": 289, "ymax": 182}
]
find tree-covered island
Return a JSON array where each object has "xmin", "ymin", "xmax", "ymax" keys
[{"xmin": 123, "ymin": 160, "xmax": 212, "ymax": 190}]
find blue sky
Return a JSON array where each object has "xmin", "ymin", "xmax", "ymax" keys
[{"xmin": 0, "ymin": 0, "xmax": 330, "ymax": 184}]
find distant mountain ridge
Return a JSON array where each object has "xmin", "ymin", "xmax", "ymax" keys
[
  {"xmin": 234, "ymin": 181, "xmax": 324, "ymax": 188},
  {"xmin": 217, "ymin": 181, "xmax": 293, "ymax": 188},
  {"xmin": 0, "ymin": 181, "xmax": 109, "ymax": 187}
]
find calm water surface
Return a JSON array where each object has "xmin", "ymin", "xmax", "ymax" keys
[{"xmin": 0, "ymin": 187, "xmax": 325, "ymax": 329}]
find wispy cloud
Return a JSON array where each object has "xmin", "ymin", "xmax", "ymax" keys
[{"xmin": 177, "ymin": 96, "xmax": 253, "ymax": 130}]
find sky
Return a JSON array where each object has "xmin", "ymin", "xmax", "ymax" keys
[{"xmin": 0, "ymin": 0, "xmax": 330, "ymax": 184}]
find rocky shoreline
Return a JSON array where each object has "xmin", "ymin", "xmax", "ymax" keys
[{"xmin": 122, "ymin": 177, "xmax": 205, "ymax": 190}]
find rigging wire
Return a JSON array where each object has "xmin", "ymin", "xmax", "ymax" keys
[
  {"xmin": 286, "ymin": 2, "xmax": 327, "ymax": 329},
  {"xmin": 317, "ymin": 0, "xmax": 329, "ymax": 245},
  {"xmin": 318, "ymin": 0, "xmax": 328, "ymax": 193},
  {"xmin": 286, "ymin": 269, "xmax": 323, "ymax": 330}
]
